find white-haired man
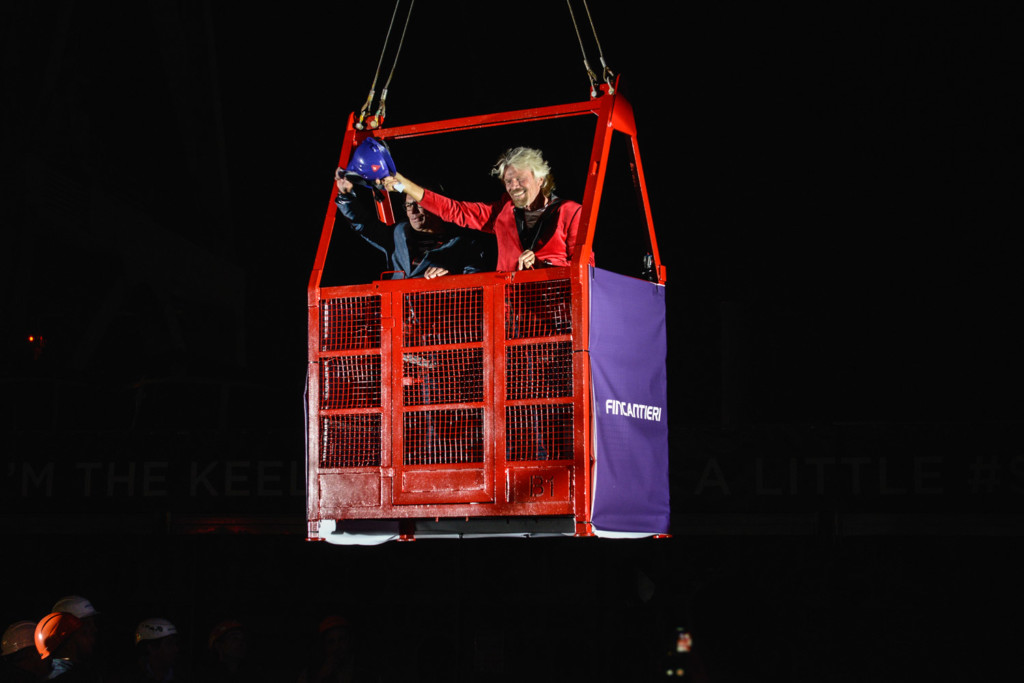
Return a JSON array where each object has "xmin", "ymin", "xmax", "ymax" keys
[{"xmin": 384, "ymin": 147, "xmax": 592, "ymax": 271}]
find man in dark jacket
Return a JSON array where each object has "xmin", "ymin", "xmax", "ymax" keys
[{"xmin": 335, "ymin": 174, "xmax": 495, "ymax": 280}]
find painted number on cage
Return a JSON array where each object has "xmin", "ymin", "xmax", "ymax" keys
[{"xmin": 510, "ymin": 468, "xmax": 570, "ymax": 503}]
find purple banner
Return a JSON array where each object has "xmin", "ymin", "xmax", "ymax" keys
[{"xmin": 589, "ymin": 267, "xmax": 671, "ymax": 534}]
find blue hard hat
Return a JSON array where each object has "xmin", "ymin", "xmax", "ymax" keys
[{"xmin": 340, "ymin": 137, "xmax": 396, "ymax": 183}]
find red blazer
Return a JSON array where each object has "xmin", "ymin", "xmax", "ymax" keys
[{"xmin": 419, "ymin": 190, "xmax": 591, "ymax": 271}]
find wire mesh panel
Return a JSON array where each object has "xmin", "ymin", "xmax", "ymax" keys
[
  {"xmin": 505, "ymin": 403, "xmax": 574, "ymax": 462},
  {"xmin": 506, "ymin": 341, "xmax": 574, "ymax": 401},
  {"xmin": 321, "ymin": 295, "xmax": 381, "ymax": 351},
  {"xmin": 320, "ymin": 414, "xmax": 381, "ymax": 468},
  {"xmin": 403, "ymin": 288, "xmax": 483, "ymax": 348},
  {"xmin": 321, "ymin": 356, "xmax": 381, "ymax": 410},
  {"xmin": 313, "ymin": 273, "xmax": 583, "ymax": 516},
  {"xmin": 404, "ymin": 408, "xmax": 484, "ymax": 465},
  {"xmin": 403, "ymin": 349, "xmax": 484, "ymax": 406},
  {"xmin": 505, "ymin": 279, "xmax": 572, "ymax": 340}
]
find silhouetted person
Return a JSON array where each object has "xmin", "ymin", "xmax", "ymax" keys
[
  {"xmin": 335, "ymin": 176, "xmax": 495, "ymax": 280},
  {"xmin": 50, "ymin": 599, "xmax": 99, "ymax": 646},
  {"xmin": 121, "ymin": 618, "xmax": 186, "ymax": 683},
  {"xmin": 297, "ymin": 616, "xmax": 379, "ymax": 683},
  {"xmin": 34, "ymin": 613, "xmax": 98, "ymax": 682},
  {"xmin": 51, "ymin": 596, "xmax": 103, "ymax": 680},
  {"xmin": 2, "ymin": 620, "xmax": 50, "ymax": 682},
  {"xmin": 196, "ymin": 620, "xmax": 262, "ymax": 683}
]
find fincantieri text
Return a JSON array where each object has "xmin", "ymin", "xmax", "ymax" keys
[{"xmin": 604, "ymin": 400, "xmax": 663, "ymax": 422}]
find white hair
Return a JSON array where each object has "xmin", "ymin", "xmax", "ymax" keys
[{"xmin": 490, "ymin": 147, "xmax": 555, "ymax": 196}]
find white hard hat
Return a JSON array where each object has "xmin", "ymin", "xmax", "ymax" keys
[
  {"xmin": 52, "ymin": 596, "xmax": 98, "ymax": 620},
  {"xmin": 1, "ymin": 621, "xmax": 37, "ymax": 657},
  {"xmin": 135, "ymin": 618, "xmax": 177, "ymax": 644}
]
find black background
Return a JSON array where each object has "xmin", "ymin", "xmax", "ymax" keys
[{"xmin": 2, "ymin": 2, "xmax": 1022, "ymax": 681}]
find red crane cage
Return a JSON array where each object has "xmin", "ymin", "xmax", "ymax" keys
[{"xmin": 307, "ymin": 82, "xmax": 669, "ymax": 543}]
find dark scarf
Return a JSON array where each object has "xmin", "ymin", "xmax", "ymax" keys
[{"xmin": 514, "ymin": 196, "xmax": 564, "ymax": 250}]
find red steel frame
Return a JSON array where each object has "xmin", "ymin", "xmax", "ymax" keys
[{"xmin": 307, "ymin": 81, "xmax": 664, "ymax": 540}]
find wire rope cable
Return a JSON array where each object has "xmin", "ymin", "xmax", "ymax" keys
[
  {"xmin": 373, "ymin": 0, "xmax": 416, "ymax": 127},
  {"xmin": 581, "ymin": 0, "xmax": 615, "ymax": 92},
  {"xmin": 566, "ymin": 0, "xmax": 600, "ymax": 97},
  {"xmin": 356, "ymin": 0, "xmax": 404, "ymax": 129}
]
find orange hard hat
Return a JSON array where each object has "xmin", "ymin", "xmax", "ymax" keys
[{"xmin": 34, "ymin": 612, "xmax": 82, "ymax": 658}]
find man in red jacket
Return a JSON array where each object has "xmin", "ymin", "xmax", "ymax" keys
[{"xmin": 383, "ymin": 147, "xmax": 592, "ymax": 271}]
